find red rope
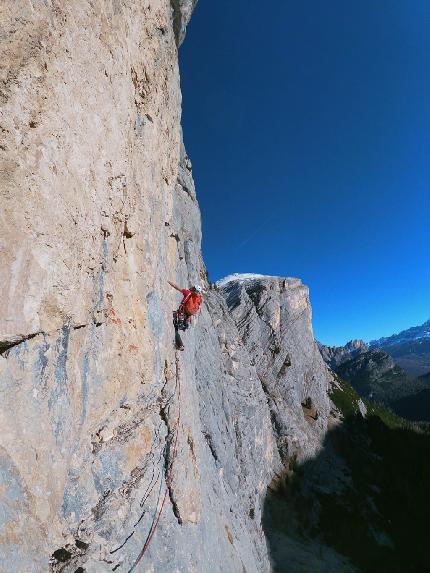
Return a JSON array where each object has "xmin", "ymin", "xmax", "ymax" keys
[{"xmin": 129, "ymin": 352, "xmax": 182, "ymax": 572}]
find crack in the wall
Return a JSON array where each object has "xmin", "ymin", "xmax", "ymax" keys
[
  {"xmin": 202, "ymin": 430, "xmax": 218, "ymax": 462},
  {"xmin": 110, "ymin": 530, "xmax": 135, "ymax": 555},
  {"xmin": 99, "ymin": 379, "xmax": 182, "ymax": 561},
  {"xmin": 0, "ymin": 331, "xmax": 41, "ymax": 356},
  {"xmin": 105, "ymin": 433, "xmax": 167, "ymax": 557},
  {"xmin": 0, "ymin": 319, "xmax": 106, "ymax": 360},
  {"xmin": 159, "ymin": 402, "xmax": 182, "ymax": 525}
]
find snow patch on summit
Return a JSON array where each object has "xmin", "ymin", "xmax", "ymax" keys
[
  {"xmin": 216, "ymin": 273, "xmax": 302, "ymax": 288},
  {"xmin": 216, "ymin": 273, "xmax": 272, "ymax": 287}
]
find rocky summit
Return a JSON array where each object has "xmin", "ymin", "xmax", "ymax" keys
[
  {"xmin": 318, "ymin": 339, "xmax": 368, "ymax": 371},
  {"xmin": 0, "ymin": 3, "xmax": 334, "ymax": 572}
]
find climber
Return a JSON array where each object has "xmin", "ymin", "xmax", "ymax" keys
[{"xmin": 168, "ymin": 281, "xmax": 203, "ymax": 331}]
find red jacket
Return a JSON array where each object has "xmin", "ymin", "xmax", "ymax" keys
[{"xmin": 180, "ymin": 289, "xmax": 202, "ymax": 316}]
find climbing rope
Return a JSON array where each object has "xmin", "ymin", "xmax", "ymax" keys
[{"xmin": 128, "ymin": 350, "xmax": 182, "ymax": 572}]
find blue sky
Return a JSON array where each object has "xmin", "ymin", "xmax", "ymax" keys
[{"xmin": 180, "ymin": 0, "xmax": 430, "ymax": 346}]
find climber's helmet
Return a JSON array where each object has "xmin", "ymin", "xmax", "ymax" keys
[{"xmin": 193, "ymin": 285, "xmax": 202, "ymax": 294}]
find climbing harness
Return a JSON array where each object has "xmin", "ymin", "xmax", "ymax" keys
[
  {"xmin": 173, "ymin": 309, "xmax": 189, "ymax": 332},
  {"xmin": 173, "ymin": 311, "xmax": 186, "ymax": 351},
  {"xmin": 128, "ymin": 351, "xmax": 182, "ymax": 572},
  {"xmin": 175, "ymin": 291, "xmax": 193, "ymax": 331}
]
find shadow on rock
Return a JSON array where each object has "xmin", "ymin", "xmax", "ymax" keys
[{"xmin": 263, "ymin": 413, "xmax": 430, "ymax": 573}]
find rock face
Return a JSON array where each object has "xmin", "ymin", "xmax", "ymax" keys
[
  {"xmin": 217, "ymin": 276, "xmax": 331, "ymax": 463},
  {"xmin": 0, "ymin": 3, "xmax": 333, "ymax": 572}
]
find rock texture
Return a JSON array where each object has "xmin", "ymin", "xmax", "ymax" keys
[
  {"xmin": 217, "ymin": 276, "xmax": 331, "ymax": 463},
  {"xmin": 0, "ymin": 3, "xmax": 333, "ymax": 572}
]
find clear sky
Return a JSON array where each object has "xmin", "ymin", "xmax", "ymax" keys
[{"xmin": 179, "ymin": 0, "xmax": 430, "ymax": 346}]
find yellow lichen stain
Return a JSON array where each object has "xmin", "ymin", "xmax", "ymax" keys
[
  {"xmin": 124, "ymin": 425, "xmax": 152, "ymax": 472},
  {"xmin": 265, "ymin": 441, "xmax": 274, "ymax": 462},
  {"xmin": 179, "ymin": 493, "xmax": 201, "ymax": 524},
  {"xmin": 133, "ymin": 301, "xmax": 146, "ymax": 329},
  {"xmin": 0, "ymin": 521, "xmax": 24, "ymax": 544},
  {"xmin": 187, "ymin": 511, "xmax": 198, "ymax": 524}
]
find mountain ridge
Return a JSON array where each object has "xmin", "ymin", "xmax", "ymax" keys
[
  {"xmin": 369, "ymin": 318, "xmax": 430, "ymax": 378},
  {"xmin": 369, "ymin": 318, "xmax": 430, "ymax": 347},
  {"xmin": 319, "ymin": 319, "xmax": 430, "ymax": 421}
]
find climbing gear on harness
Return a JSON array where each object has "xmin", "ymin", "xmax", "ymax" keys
[
  {"xmin": 173, "ymin": 310, "xmax": 189, "ymax": 332},
  {"xmin": 173, "ymin": 311, "xmax": 186, "ymax": 351},
  {"xmin": 128, "ymin": 351, "xmax": 182, "ymax": 572}
]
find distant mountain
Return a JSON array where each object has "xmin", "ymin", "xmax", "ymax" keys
[
  {"xmin": 369, "ymin": 319, "xmax": 430, "ymax": 377},
  {"xmin": 336, "ymin": 349, "xmax": 418, "ymax": 404},
  {"xmin": 317, "ymin": 339, "xmax": 368, "ymax": 370},
  {"xmin": 377, "ymin": 338, "xmax": 430, "ymax": 378},
  {"xmin": 319, "ymin": 333, "xmax": 430, "ymax": 421},
  {"xmin": 369, "ymin": 319, "xmax": 430, "ymax": 348}
]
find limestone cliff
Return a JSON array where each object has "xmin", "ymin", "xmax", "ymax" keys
[{"xmin": 0, "ymin": 3, "xmax": 333, "ymax": 572}]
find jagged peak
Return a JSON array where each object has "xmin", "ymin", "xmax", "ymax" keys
[{"xmin": 344, "ymin": 339, "xmax": 368, "ymax": 352}]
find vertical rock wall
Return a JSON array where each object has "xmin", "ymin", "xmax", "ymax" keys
[
  {"xmin": 0, "ymin": 1, "xmax": 202, "ymax": 570},
  {"xmin": 0, "ymin": 3, "xmax": 333, "ymax": 572}
]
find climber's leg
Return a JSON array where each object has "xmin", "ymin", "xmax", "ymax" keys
[
  {"xmin": 175, "ymin": 329, "xmax": 184, "ymax": 351},
  {"xmin": 173, "ymin": 309, "xmax": 185, "ymax": 349}
]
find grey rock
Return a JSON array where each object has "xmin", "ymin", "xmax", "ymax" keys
[
  {"xmin": 217, "ymin": 275, "xmax": 331, "ymax": 463},
  {"xmin": 357, "ymin": 398, "xmax": 367, "ymax": 417},
  {"xmin": 171, "ymin": 0, "xmax": 199, "ymax": 46}
]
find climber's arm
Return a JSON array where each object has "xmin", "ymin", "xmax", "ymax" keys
[{"xmin": 168, "ymin": 280, "xmax": 183, "ymax": 292}]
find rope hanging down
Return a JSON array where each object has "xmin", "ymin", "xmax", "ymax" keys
[{"xmin": 128, "ymin": 351, "xmax": 182, "ymax": 572}]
